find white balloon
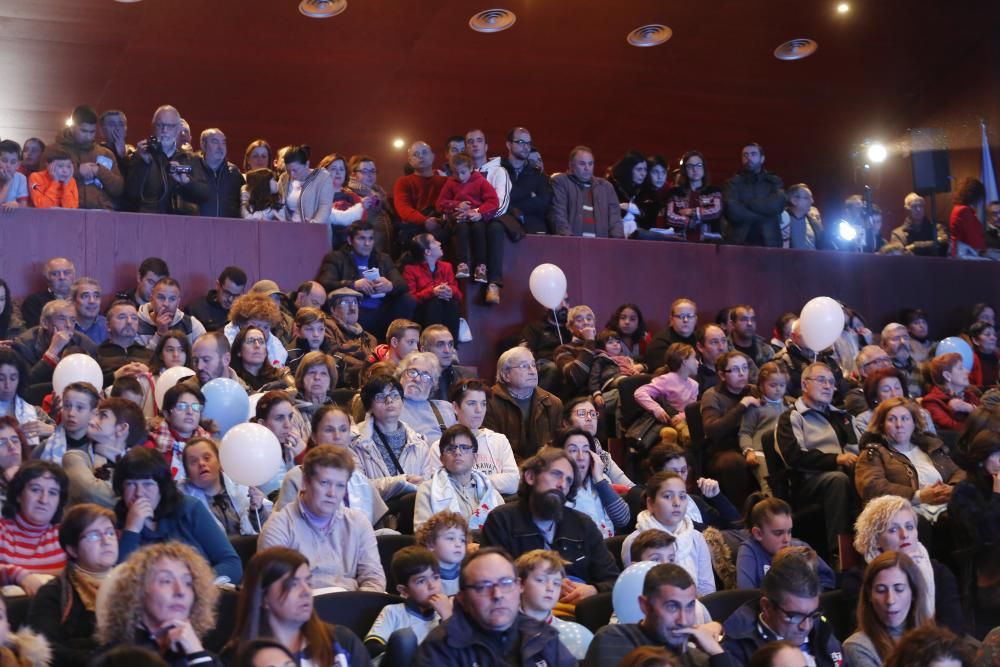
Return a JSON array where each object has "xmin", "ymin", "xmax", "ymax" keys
[
  {"xmin": 154, "ymin": 366, "xmax": 196, "ymax": 410},
  {"xmin": 612, "ymin": 561, "xmax": 658, "ymax": 624},
  {"xmin": 52, "ymin": 354, "xmax": 103, "ymax": 396},
  {"xmin": 798, "ymin": 296, "xmax": 845, "ymax": 352},
  {"xmin": 528, "ymin": 263, "xmax": 567, "ymax": 310},
  {"xmin": 219, "ymin": 422, "xmax": 283, "ymax": 487}
]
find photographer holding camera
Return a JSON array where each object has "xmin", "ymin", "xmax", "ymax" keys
[{"xmin": 124, "ymin": 104, "xmax": 209, "ymax": 214}]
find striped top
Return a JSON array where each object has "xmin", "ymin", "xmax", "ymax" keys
[{"xmin": 0, "ymin": 514, "xmax": 66, "ymax": 579}]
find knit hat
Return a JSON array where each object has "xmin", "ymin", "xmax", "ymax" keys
[{"xmin": 250, "ymin": 279, "xmax": 281, "ymax": 297}]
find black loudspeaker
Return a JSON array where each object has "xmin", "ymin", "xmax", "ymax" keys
[{"xmin": 910, "ymin": 128, "xmax": 951, "ymax": 195}]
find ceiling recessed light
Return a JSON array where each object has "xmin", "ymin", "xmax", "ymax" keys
[
  {"xmin": 627, "ymin": 24, "xmax": 673, "ymax": 47},
  {"xmin": 469, "ymin": 9, "xmax": 516, "ymax": 33},
  {"xmin": 836, "ymin": 3, "xmax": 850, "ymax": 14},
  {"xmin": 774, "ymin": 38, "xmax": 818, "ymax": 61},
  {"xmin": 299, "ymin": 0, "xmax": 347, "ymax": 19},
  {"xmin": 392, "ymin": 138, "xmax": 405, "ymax": 149}
]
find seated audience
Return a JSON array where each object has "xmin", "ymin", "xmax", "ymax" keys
[
  {"xmin": 0, "ymin": 350, "xmax": 52, "ymax": 449},
  {"xmin": 224, "ymin": 292, "xmax": 288, "ymax": 368},
  {"xmin": 856, "ymin": 397, "xmax": 962, "ymax": 521},
  {"xmin": 415, "ymin": 424, "xmax": 502, "ymax": 531},
  {"xmin": 843, "ymin": 550, "xmax": 930, "ymax": 667},
  {"xmin": 701, "ymin": 351, "xmax": 760, "ymax": 507},
  {"xmin": 189, "ymin": 331, "xmax": 246, "ymax": 390},
  {"xmin": 94, "ymin": 542, "xmax": 222, "ymax": 666},
  {"xmin": 773, "ymin": 320, "xmax": 845, "ymax": 399},
  {"xmin": 0, "ymin": 140, "xmax": 30, "ymax": 210},
  {"xmin": 29, "ymin": 147, "xmax": 79, "ymax": 208},
  {"xmin": 519, "ymin": 294, "xmax": 571, "ymax": 392},
  {"xmin": 70, "ymin": 277, "xmax": 107, "ymax": 344},
  {"xmin": 583, "ymin": 563, "xmax": 729, "ymax": 667},
  {"xmin": 902, "ymin": 308, "xmax": 936, "ymax": 364},
  {"xmin": 414, "ymin": 547, "xmax": 576, "ymax": 667},
  {"xmin": 148, "ymin": 330, "xmax": 190, "ymax": 378},
  {"xmin": 645, "ymin": 298, "xmax": 699, "ymax": 373},
  {"xmin": 665, "ymin": 150, "xmax": 724, "ymax": 241},
  {"xmin": 551, "ymin": 427, "xmax": 630, "ymax": 537},
  {"xmin": 18, "ymin": 137, "xmax": 45, "ymax": 176},
  {"xmin": 881, "ymin": 322, "xmax": 923, "ymax": 398},
  {"xmin": 136, "ymin": 277, "xmax": 207, "ymax": 350},
  {"xmin": 483, "ymin": 347, "xmax": 562, "ymax": 461},
  {"xmin": 33, "ymin": 380, "xmax": 98, "ymax": 462},
  {"xmin": 148, "ymin": 384, "xmax": 212, "ymax": 478},
  {"xmin": 292, "ymin": 351, "xmax": 338, "ymax": 421},
  {"xmin": 326, "ymin": 287, "xmax": 378, "ymax": 387},
  {"xmin": 728, "ymin": 305, "xmax": 775, "ymax": 373},
  {"xmin": 178, "ymin": 437, "xmax": 270, "ymax": 536},
  {"xmin": 113, "ymin": 447, "xmax": 242, "ymax": 583},
  {"xmin": 401, "ymin": 233, "xmax": 463, "ymax": 333},
  {"xmin": 243, "ymin": 138, "xmax": 272, "ymax": 173},
  {"xmin": 276, "ymin": 144, "xmax": 333, "ymax": 224},
  {"xmin": 258, "ymin": 445, "xmax": 385, "ymax": 592},
  {"xmin": 746, "ymin": 642, "xmax": 808, "ymax": 667},
  {"xmin": 515, "ymin": 549, "xmax": 594, "ymax": 660},
  {"xmin": 834, "ymin": 307, "xmax": 874, "ymax": 378},
  {"xmin": 365, "ymin": 545, "xmax": 451, "ymax": 657},
  {"xmin": 346, "ymin": 155, "xmax": 393, "ymax": 252},
  {"xmin": 969, "ymin": 320, "xmax": 999, "ymax": 389},
  {"xmin": 635, "ymin": 154, "xmax": 670, "ymax": 232},
  {"xmin": 605, "ymin": 302, "xmax": 651, "ymax": 360},
  {"xmin": 187, "ymin": 266, "xmax": 247, "ymax": 333},
  {"xmin": 26, "ymin": 503, "xmax": 118, "ymax": 667},
  {"xmin": 950, "ymin": 177, "xmax": 988, "ymax": 257},
  {"xmin": 369, "ymin": 318, "xmax": 420, "ymax": 366},
  {"xmin": 621, "ymin": 471, "xmax": 715, "ymax": 595},
  {"xmin": 57, "ymin": 105, "xmax": 124, "ymax": 211},
  {"xmin": 607, "ymin": 150, "xmax": 648, "ymax": 239},
  {"xmin": 0, "ymin": 418, "xmax": 31, "ymax": 505},
  {"xmin": 779, "ymin": 183, "xmax": 823, "ymax": 249},
  {"xmin": 231, "ymin": 325, "xmax": 295, "ymax": 392},
  {"xmin": 693, "ymin": 323, "xmax": 729, "ymax": 394},
  {"xmin": 646, "ymin": 443, "xmax": 741, "ymax": 530},
  {"xmin": 253, "ymin": 391, "xmax": 309, "ymax": 494},
  {"xmin": 224, "ymin": 546, "xmax": 368, "ymax": 666},
  {"xmin": 892, "ymin": 192, "xmax": 947, "ymax": 256},
  {"xmin": 415, "ymin": 511, "xmax": 470, "ymax": 596},
  {"xmin": 0, "ymin": 460, "xmax": 68, "ymax": 588},
  {"xmin": 722, "ymin": 551, "xmax": 842, "ymax": 667},
  {"xmin": 240, "ymin": 167, "xmax": 282, "ymax": 220},
  {"xmin": 482, "ymin": 447, "xmax": 619, "ymax": 601},
  {"xmin": 286, "ymin": 307, "xmax": 337, "ymax": 374},
  {"xmin": 563, "ymin": 396, "xmax": 635, "ymax": 489},
  {"xmin": 738, "ymin": 361, "xmax": 792, "ymax": 493},
  {"xmin": 636, "ymin": 342, "xmax": 700, "ymax": 444},
  {"xmin": 769, "ymin": 313, "xmax": 797, "ymax": 352},
  {"xmin": 418, "ymin": 325, "xmax": 475, "ymax": 401},
  {"xmin": 13, "ymin": 299, "xmax": 98, "ymax": 387},
  {"xmin": 553, "ymin": 305, "xmax": 599, "ymax": 399},
  {"xmin": 884, "ymin": 625, "xmax": 973, "ymax": 667},
  {"xmin": 852, "ymin": 366, "xmax": 936, "ymax": 437},
  {"xmin": 393, "ymin": 140, "xmax": 447, "ymax": 246},
  {"xmin": 550, "ymin": 145, "xmax": 624, "ymax": 238},
  {"xmin": 21, "ymin": 256, "xmax": 76, "ymax": 330}
]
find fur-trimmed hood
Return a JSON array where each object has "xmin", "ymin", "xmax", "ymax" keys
[{"xmin": 0, "ymin": 627, "xmax": 52, "ymax": 667}]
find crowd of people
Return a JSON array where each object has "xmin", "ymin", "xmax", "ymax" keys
[{"xmin": 0, "ymin": 101, "xmax": 999, "ymax": 667}]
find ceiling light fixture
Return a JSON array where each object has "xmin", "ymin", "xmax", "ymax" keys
[
  {"xmin": 392, "ymin": 138, "xmax": 405, "ymax": 149},
  {"xmin": 773, "ymin": 38, "xmax": 818, "ymax": 61},
  {"xmin": 627, "ymin": 24, "xmax": 673, "ymax": 47},
  {"xmin": 299, "ymin": 0, "xmax": 347, "ymax": 19},
  {"xmin": 836, "ymin": 3, "xmax": 850, "ymax": 14},
  {"xmin": 469, "ymin": 9, "xmax": 516, "ymax": 33}
]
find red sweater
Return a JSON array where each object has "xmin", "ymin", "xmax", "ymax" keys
[
  {"xmin": 402, "ymin": 261, "xmax": 463, "ymax": 304},
  {"xmin": 949, "ymin": 204, "xmax": 986, "ymax": 255},
  {"xmin": 393, "ymin": 173, "xmax": 447, "ymax": 225},
  {"xmin": 436, "ymin": 171, "xmax": 499, "ymax": 220},
  {"xmin": 0, "ymin": 514, "xmax": 66, "ymax": 578}
]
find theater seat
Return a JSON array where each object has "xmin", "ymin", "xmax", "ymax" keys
[
  {"xmin": 700, "ymin": 588, "xmax": 760, "ymax": 623},
  {"xmin": 604, "ymin": 535, "xmax": 626, "ymax": 570},
  {"xmin": 685, "ymin": 403, "xmax": 706, "ymax": 479},
  {"xmin": 229, "ymin": 534, "xmax": 258, "ymax": 568},
  {"xmin": 314, "ymin": 590, "xmax": 403, "ymax": 639},
  {"xmin": 6, "ymin": 594, "xmax": 30, "ymax": 630},
  {"xmin": 763, "ymin": 432, "xmax": 829, "ymax": 562},
  {"xmin": 819, "ymin": 589, "xmax": 852, "ymax": 641},
  {"xmin": 574, "ymin": 591, "xmax": 613, "ymax": 632},
  {"xmin": 203, "ymin": 588, "xmax": 241, "ymax": 652},
  {"xmin": 377, "ymin": 533, "xmax": 416, "ymax": 592}
]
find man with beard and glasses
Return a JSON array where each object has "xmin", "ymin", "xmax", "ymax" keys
[
  {"xmin": 584, "ymin": 563, "xmax": 731, "ymax": 667},
  {"xmin": 480, "ymin": 447, "xmax": 619, "ymax": 604}
]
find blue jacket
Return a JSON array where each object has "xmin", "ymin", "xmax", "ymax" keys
[
  {"xmin": 118, "ymin": 494, "xmax": 243, "ymax": 583},
  {"xmin": 735, "ymin": 538, "xmax": 837, "ymax": 590},
  {"xmin": 722, "ymin": 599, "xmax": 844, "ymax": 667}
]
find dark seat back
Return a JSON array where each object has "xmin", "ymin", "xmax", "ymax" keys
[
  {"xmin": 377, "ymin": 533, "xmax": 416, "ymax": 592},
  {"xmin": 820, "ymin": 589, "xmax": 852, "ymax": 641},
  {"xmin": 574, "ymin": 591, "xmax": 613, "ymax": 632},
  {"xmin": 604, "ymin": 535, "xmax": 626, "ymax": 570},
  {"xmin": 700, "ymin": 588, "xmax": 760, "ymax": 623},
  {"xmin": 685, "ymin": 402, "xmax": 706, "ymax": 478},
  {"xmin": 229, "ymin": 534, "xmax": 258, "ymax": 569},
  {"xmin": 762, "ymin": 430, "xmax": 792, "ymax": 501},
  {"xmin": 314, "ymin": 590, "xmax": 403, "ymax": 639}
]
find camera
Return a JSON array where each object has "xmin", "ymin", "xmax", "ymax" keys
[
  {"xmin": 170, "ymin": 164, "xmax": 193, "ymax": 175},
  {"xmin": 145, "ymin": 136, "xmax": 161, "ymax": 154}
]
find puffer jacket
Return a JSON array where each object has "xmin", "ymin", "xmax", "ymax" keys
[{"xmin": 54, "ymin": 127, "xmax": 124, "ymax": 210}]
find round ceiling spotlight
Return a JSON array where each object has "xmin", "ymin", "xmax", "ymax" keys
[
  {"xmin": 469, "ymin": 9, "xmax": 516, "ymax": 33},
  {"xmin": 627, "ymin": 24, "xmax": 673, "ymax": 47},
  {"xmin": 773, "ymin": 38, "xmax": 818, "ymax": 61},
  {"xmin": 299, "ymin": 0, "xmax": 347, "ymax": 19}
]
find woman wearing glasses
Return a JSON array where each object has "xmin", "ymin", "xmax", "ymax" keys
[
  {"xmin": 147, "ymin": 384, "xmax": 212, "ymax": 482},
  {"xmin": 113, "ymin": 447, "xmax": 242, "ymax": 584},
  {"xmin": 415, "ymin": 424, "xmax": 503, "ymax": 531},
  {"xmin": 664, "ymin": 150, "xmax": 723, "ymax": 242},
  {"xmin": 397, "ymin": 352, "xmax": 456, "ymax": 444},
  {"xmin": 231, "ymin": 325, "xmax": 295, "ymax": 393},
  {"xmin": 26, "ymin": 504, "xmax": 119, "ymax": 667}
]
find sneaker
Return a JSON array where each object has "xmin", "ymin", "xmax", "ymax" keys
[
  {"xmin": 485, "ymin": 283, "xmax": 501, "ymax": 305},
  {"xmin": 473, "ymin": 264, "xmax": 488, "ymax": 283},
  {"xmin": 455, "ymin": 263, "xmax": 470, "ymax": 279}
]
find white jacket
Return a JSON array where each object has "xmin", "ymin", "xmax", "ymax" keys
[
  {"xmin": 178, "ymin": 473, "xmax": 273, "ymax": 536},
  {"xmin": 622, "ymin": 510, "xmax": 716, "ymax": 596},
  {"xmin": 136, "ymin": 303, "xmax": 206, "ymax": 350},
  {"xmin": 477, "ymin": 156, "xmax": 511, "ymax": 217},
  {"xmin": 414, "ymin": 467, "xmax": 504, "ymax": 530},
  {"xmin": 431, "ymin": 427, "xmax": 519, "ymax": 495},
  {"xmin": 569, "ymin": 478, "xmax": 615, "ymax": 538},
  {"xmin": 275, "ymin": 464, "xmax": 389, "ymax": 526},
  {"xmin": 350, "ymin": 415, "xmax": 438, "ymax": 499}
]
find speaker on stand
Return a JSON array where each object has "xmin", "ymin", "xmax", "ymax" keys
[{"xmin": 909, "ymin": 128, "xmax": 952, "ymax": 222}]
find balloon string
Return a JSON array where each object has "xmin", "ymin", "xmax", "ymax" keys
[{"xmin": 553, "ymin": 309, "xmax": 564, "ymax": 345}]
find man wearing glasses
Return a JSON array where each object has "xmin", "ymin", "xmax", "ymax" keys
[
  {"xmin": 776, "ymin": 362, "xmax": 860, "ymax": 563},
  {"xmin": 125, "ymin": 104, "xmax": 209, "ymax": 214},
  {"xmin": 503, "ymin": 126, "xmax": 552, "ymax": 235},
  {"xmin": 484, "ymin": 347, "xmax": 562, "ymax": 460},
  {"xmin": 415, "ymin": 547, "xmax": 576, "ymax": 666},
  {"xmin": 723, "ymin": 553, "xmax": 843, "ymax": 667},
  {"xmin": 880, "ymin": 322, "xmax": 924, "ymax": 398},
  {"xmin": 773, "ymin": 320, "xmax": 846, "ymax": 400},
  {"xmin": 398, "ymin": 351, "xmax": 456, "ymax": 444}
]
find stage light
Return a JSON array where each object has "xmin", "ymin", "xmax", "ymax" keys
[
  {"xmin": 392, "ymin": 138, "xmax": 405, "ymax": 149},
  {"xmin": 838, "ymin": 220, "xmax": 858, "ymax": 242},
  {"xmin": 837, "ymin": 3, "xmax": 850, "ymax": 14},
  {"xmin": 866, "ymin": 143, "xmax": 887, "ymax": 163}
]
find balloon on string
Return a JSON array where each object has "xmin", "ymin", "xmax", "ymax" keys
[
  {"xmin": 201, "ymin": 378, "xmax": 251, "ymax": 436},
  {"xmin": 612, "ymin": 560, "xmax": 658, "ymax": 624},
  {"xmin": 219, "ymin": 422, "xmax": 282, "ymax": 487},
  {"xmin": 798, "ymin": 297, "xmax": 845, "ymax": 352},
  {"xmin": 52, "ymin": 354, "xmax": 103, "ymax": 396},
  {"xmin": 528, "ymin": 263, "xmax": 567, "ymax": 310},
  {"xmin": 936, "ymin": 337, "xmax": 974, "ymax": 371},
  {"xmin": 154, "ymin": 366, "xmax": 196, "ymax": 410}
]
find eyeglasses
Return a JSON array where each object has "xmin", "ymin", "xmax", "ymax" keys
[
  {"xmin": 153, "ymin": 122, "xmax": 178, "ymax": 130},
  {"xmin": 573, "ymin": 409, "xmax": 598, "ymax": 420},
  {"xmin": 767, "ymin": 598, "xmax": 824, "ymax": 626},
  {"xmin": 724, "ymin": 365, "xmax": 749, "ymax": 375},
  {"xmin": 511, "ymin": 139, "xmax": 532, "ymax": 146},
  {"xmin": 508, "ymin": 361, "xmax": 538, "ymax": 371},
  {"xmin": 81, "ymin": 528, "xmax": 118, "ymax": 543},
  {"xmin": 463, "ymin": 576, "xmax": 519, "ymax": 596},
  {"xmin": 685, "ymin": 162, "xmax": 705, "ymax": 170},
  {"xmin": 672, "ymin": 313, "xmax": 696, "ymax": 322},
  {"xmin": 0, "ymin": 436, "xmax": 21, "ymax": 450},
  {"xmin": 804, "ymin": 376, "xmax": 836, "ymax": 386},
  {"xmin": 373, "ymin": 391, "xmax": 402, "ymax": 405},
  {"xmin": 174, "ymin": 402, "xmax": 204, "ymax": 413},
  {"xmin": 404, "ymin": 368, "xmax": 433, "ymax": 383},
  {"xmin": 355, "ymin": 168, "xmax": 377, "ymax": 175},
  {"xmin": 442, "ymin": 444, "xmax": 475, "ymax": 455},
  {"xmin": 862, "ymin": 357, "xmax": 892, "ymax": 370},
  {"xmin": 244, "ymin": 337, "xmax": 266, "ymax": 346}
]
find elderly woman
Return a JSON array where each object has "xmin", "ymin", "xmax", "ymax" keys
[
  {"xmin": 483, "ymin": 347, "xmax": 563, "ymax": 461},
  {"xmin": 856, "ymin": 397, "xmax": 963, "ymax": 523},
  {"xmin": 147, "ymin": 384, "xmax": 211, "ymax": 482},
  {"xmin": 291, "ymin": 351, "xmax": 338, "ymax": 424},
  {"xmin": 178, "ymin": 437, "xmax": 270, "ymax": 536},
  {"xmin": 0, "ymin": 417, "xmax": 31, "ymax": 506},
  {"xmin": 231, "ymin": 326, "xmax": 295, "ymax": 393},
  {"xmin": 922, "ymin": 353, "xmax": 981, "ymax": 432},
  {"xmin": 414, "ymin": 423, "xmax": 503, "ymax": 531},
  {"xmin": 0, "ymin": 460, "xmax": 68, "ymax": 594},
  {"xmin": 853, "ymin": 366, "xmax": 936, "ymax": 438},
  {"xmin": 277, "ymin": 145, "xmax": 333, "ymax": 225},
  {"xmin": 852, "ymin": 494, "xmax": 965, "ymax": 634},
  {"xmin": 550, "ymin": 427, "xmax": 629, "ymax": 538},
  {"xmin": 26, "ymin": 504, "xmax": 119, "ymax": 667},
  {"xmin": 95, "ymin": 542, "xmax": 222, "ymax": 666},
  {"xmin": 843, "ymin": 550, "xmax": 930, "ymax": 667},
  {"xmin": 350, "ymin": 375, "xmax": 435, "ymax": 503},
  {"xmin": 113, "ymin": 447, "xmax": 242, "ymax": 584},
  {"xmin": 397, "ymin": 351, "xmax": 456, "ymax": 444}
]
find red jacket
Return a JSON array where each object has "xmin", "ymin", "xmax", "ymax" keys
[
  {"xmin": 949, "ymin": 204, "xmax": 986, "ymax": 255},
  {"xmin": 402, "ymin": 261, "xmax": 463, "ymax": 304},
  {"xmin": 921, "ymin": 385, "xmax": 980, "ymax": 431},
  {"xmin": 393, "ymin": 173, "xmax": 446, "ymax": 225},
  {"xmin": 436, "ymin": 171, "xmax": 499, "ymax": 220}
]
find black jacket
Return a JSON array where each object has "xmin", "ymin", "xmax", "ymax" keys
[
  {"xmin": 645, "ymin": 327, "xmax": 697, "ymax": 374},
  {"xmin": 414, "ymin": 603, "xmax": 576, "ymax": 667},
  {"xmin": 12, "ymin": 326, "xmax": 99, "ymax": 385},
  {"xmin": 481, "ymin": 501, "xmax": 620, "ymax": 591},
  {"xmin": 502, "ymin": 158, "xmax": 553, "ymax": 235},
  {"xmin": 519, "ymin": 316, "xmax": 571, "ymax": 362},
  {"xmin": 26, "ymin": 575, "xmax": 96, "ymax": 667},
  {"xmin": 723, "ymin": 599, "xmax": 844, "ymax": 667},
  {"xmin": 584, "ymin": 622, "xmax": 733, "ymax": 667},
  {"xmin": 315, "ymin": 248, "xmax": 407, "ymax": 298},
  {"xmin": 125, "ymin": 146, "xmax": 210, "ymax": 215},
  {"xmin": 723, "ymin": 169, "xmax": 785, "ymax": 247},
  {"xmin": 191, "ymin": 159, "xmax": 244, "ymax": 218},
  {"xmin": 187, "ymin": 290, "xmax": 230, "ymax": 332},
  {"xmin": 96, "ymin": 339, "xmax": 154, "ymax": 384},
  {"xmin": 20, "ymin": 290, "xmax": 56, "ymax": 330},
  {"xmin": 434, "ymin": 363, "xmax": 477, "ymax": 401}
]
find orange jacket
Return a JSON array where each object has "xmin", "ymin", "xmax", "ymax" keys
[{"xmin": 28, "ymin": 171, "xmax": 79, "ymax": 209}]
